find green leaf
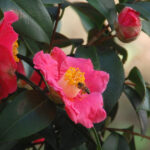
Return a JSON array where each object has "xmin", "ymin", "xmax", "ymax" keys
[
  {"xmin": 0, "ymin": 90, "xmax": 56, "ymax": 141},
  {"xmin": 142, "ymin": 20, "xmax": 150, "ymax": 36},
  {"xmin": 0, "ymin": 8, "xmax": 3, "ymax": 21},
  {"xmin": 0, "ymin": 0, "xmax": 53, "ymax": 44},
  {"xmin": 119, "ymin": 0, "xmax": 134, "ymax": 3},
  {"xmin": 87, "ymin": 0, "xmax": 117, "ymax": 29},
  {"xmin": 102, "ymin": 132, "xmax": 130, "ymax": 150},
  {"xmin": 21, "ymin": 37, "xmax": 41, "ymax": 55},
  {"xmin": 75, "ymin": 46, "xmax": 100, "ymax": 70},
  {"xmin": 121, "ymin": 2, "xmax": 150, "ymax": 21},
  {"xmin": 71, "ymin": 2, "xmax": 105, "ymax": 31},
  {"xmin": 42, "ymin": 0, "xmax": 65, "ymax": 4},
  {"xmin": 127, "ymin": 67, "xmax": 146, "ymax": 101},
  {"xmin": 98, "ymin": 49, "xmax": 124, "ymax": 113},
  {"xmin": 124, "ymin": 85, "xmax": 148, "ymax": 134}
]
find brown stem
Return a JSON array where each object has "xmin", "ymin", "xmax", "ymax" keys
[
  {"xmin": 125, "ymin": 81, "xmax": 136, "ymax": 86},
  {"xmin": 97, "ymin": 34, "xmax": 116, "ymax": 45},
  {"xmin": 87, "ymin": 25, "xmax": 109, "ymax": 46},
  {"xmin": 105, "ymin": 127, "xmax": 150, "ymax": 140},
  {"xmin": 49, "ymin": 4, "xmax": 61, "ymax": 52},
  {"xmin": 133, "ymin": 0, "xmax": 140, "ymax": 3}
]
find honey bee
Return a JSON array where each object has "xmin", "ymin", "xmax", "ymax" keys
[{"xmin": 77, "ymin": 82, "xmax": 90, "ymax": 94}]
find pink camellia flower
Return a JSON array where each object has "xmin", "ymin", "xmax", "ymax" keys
[
  {"xmin": 0, "ymin": 11, "xmax": 24, "ymax": 100},
  {"xmin": 115, "ymin": 7, "xmax": 141, "ymax": 42},
  {"xmin": 33, "ymin": 47, "xmax": 109, "ymax": 128}
]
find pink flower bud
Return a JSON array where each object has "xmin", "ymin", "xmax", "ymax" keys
[{"xmin": 115, "ymin": 7, "xmax": 141, "ymax": 43}]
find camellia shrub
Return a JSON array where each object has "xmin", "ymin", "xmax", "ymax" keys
[{"xmin": 0, "ymin": 0, "xmax": 150, "ymax": 150}]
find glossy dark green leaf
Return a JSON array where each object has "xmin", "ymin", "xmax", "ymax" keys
[
  {"xmin": 113, "ymin": 44, "xmax": 128, "ymax": 64},
  {"xmin": 124, "ymin": 85, "xmax": 148, "ymax": 134},
  {"xmin": 0, "ymin": 0, "xmax": 53, "ymax": 44},
  {"xmin": 0, "ymin": 8, "xmax": 3, "ymax": 21},
  {"xmin": 108, "ymin": 102, "xmax": 119, "ymax": 122},
  {"xmin": 71, "ymin": 2, "xmax": 105, "ymax": 31},
  {"xmin": 18, "ymin": 40, "xmax": 27, "ymax": 56},
  {"xmin": 127, "ymin": 67, "xmax": 146, "ymax": 101},
  {"xmin": 0, "ymin": 90, "xmax": 56, "ymax": 141},
  {"xmin": 98, "ymin": 49, "xmax": 124, "ymax": 113},
  {"xmin": 119, "ymin": 0, "xmax": 134, "ymax": 3},
  {"xmin": 142, "ymin": 20, "xmax": 150, "ymax": 36},
  {"xmin": 21, "ymin": 37, "xmax": 41, "ymax": 55},
  {"xmin": 87, "ymin": 0, "xmax": 117, "ymax": 29},
  {"xmin": 42, "ymin": 0, "xmax": 65, "ymax": 4},
  {"xmin": 121, "ymin": 2, "xmax": 150, "ymax": 21},
  {"xmin": 75, "ymin": 46, "xmax": 100, "ymax": 70},
  {"xmin": 102, "ymin": 132, "xmax": 130, "ymax": 150}
]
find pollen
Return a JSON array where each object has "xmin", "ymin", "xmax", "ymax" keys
[
  {"xmin": 64, "ymin": 67, "xmax": 85, "ymax": 86},
  {"xmin": 13, "ymin": 41, "xmax": 19, "ymax": 62}
]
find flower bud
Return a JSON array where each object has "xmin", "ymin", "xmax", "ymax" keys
[{"xmin": 115, "ymin": 7, "xmax": 141, "ymax": 43}]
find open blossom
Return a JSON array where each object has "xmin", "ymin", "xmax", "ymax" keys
[
  {"xmin": 0, "ymin": 11, "xmax": 24, "ymax": 100},
  {"xmin": 115, "ymin": 7, "xmax": 141, "ymax": 42},
  {"xmin": 33, "ymin": 47, "xmax": 109, "ymax": 128}
]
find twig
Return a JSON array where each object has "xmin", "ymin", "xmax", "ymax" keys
[
  {"xmin": 133, "ymin": 0, "xmax": 140, "ymax": 3},
  {"xmin": 124, "ymin": 81, "xmax": 136, "ymax": 86},
  {"xmin": 16, "ymin": 72, "xmax": 43, "ymax": 92},
  {"xmin": 49, "ymin": 4, "xmax": 61, "ymax": 52},
  {"xmin": 97, "ymin": 34, "xmax": 116, "ymax": 45},
  {"xmin": 87, "ymin": 25, "xmax": 109, "ymax": 46},
  {"xmin": 105, "ymin": 127, "xmax": 150, "ymax": 140},
  {"xmin": 17, "ymin": 54, "xmax": 50, "ymax": 92}
]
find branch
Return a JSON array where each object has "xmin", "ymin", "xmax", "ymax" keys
[
  {"xmin": 124, "ymin": 81, "xmax": 136, "ymax": 86},
  {"xmin": 17, "ymin": 54, "xmax": 50, "ymax": 92},
  {"xmin": 87, "ymin": 25, "xmax": 109, "ymax": 46},
  {"xmin": 49, "ymin": 4, "xmax": 61, "ymax": 52},
  {"xmin": 105, "ymin": 127, "xmax": 150, "ymax": 140}
]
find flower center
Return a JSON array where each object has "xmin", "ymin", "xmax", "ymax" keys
[
  {"xmin": 58, "ymin": 67, "xmax": 85, "ymax": 98},
  {"xmin": 13, "ymin": 41, "xmax": 19, "ymax": 62},
  {"xmin": 64, "ymin": 67, "xmax": 85, "ymax": 86}
]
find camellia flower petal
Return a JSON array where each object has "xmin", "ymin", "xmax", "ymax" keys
[
  {"xmin": 0, "ymin": 11, "xmax": 23, "ymax": 100},
  {"xmin": 115, "ymin": 7, "xmax": 141, "ymax": 43},
  {"xmin": 33, "ymin": 47, "xmax": 109, "ymax": 128}
]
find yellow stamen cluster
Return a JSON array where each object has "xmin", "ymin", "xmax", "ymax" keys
[
  {"xmin": 64, "ymin": 67, "xmax": 85, "ymax": 86},
  {"xmin": 13, "ymin": 41, "xmax": 19, "ymax": 62}
]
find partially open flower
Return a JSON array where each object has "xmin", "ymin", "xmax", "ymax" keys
[
  {"xmin": 115, "ymin": 7, "xmax": 141, "ymax": 43},
  {"xmin": 0, "ymin": 11, "xmax": 24, "ymax": 100},
  {"xmin": 33, "ymin": 47, "xmax": 109, "ymax": 128}
]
